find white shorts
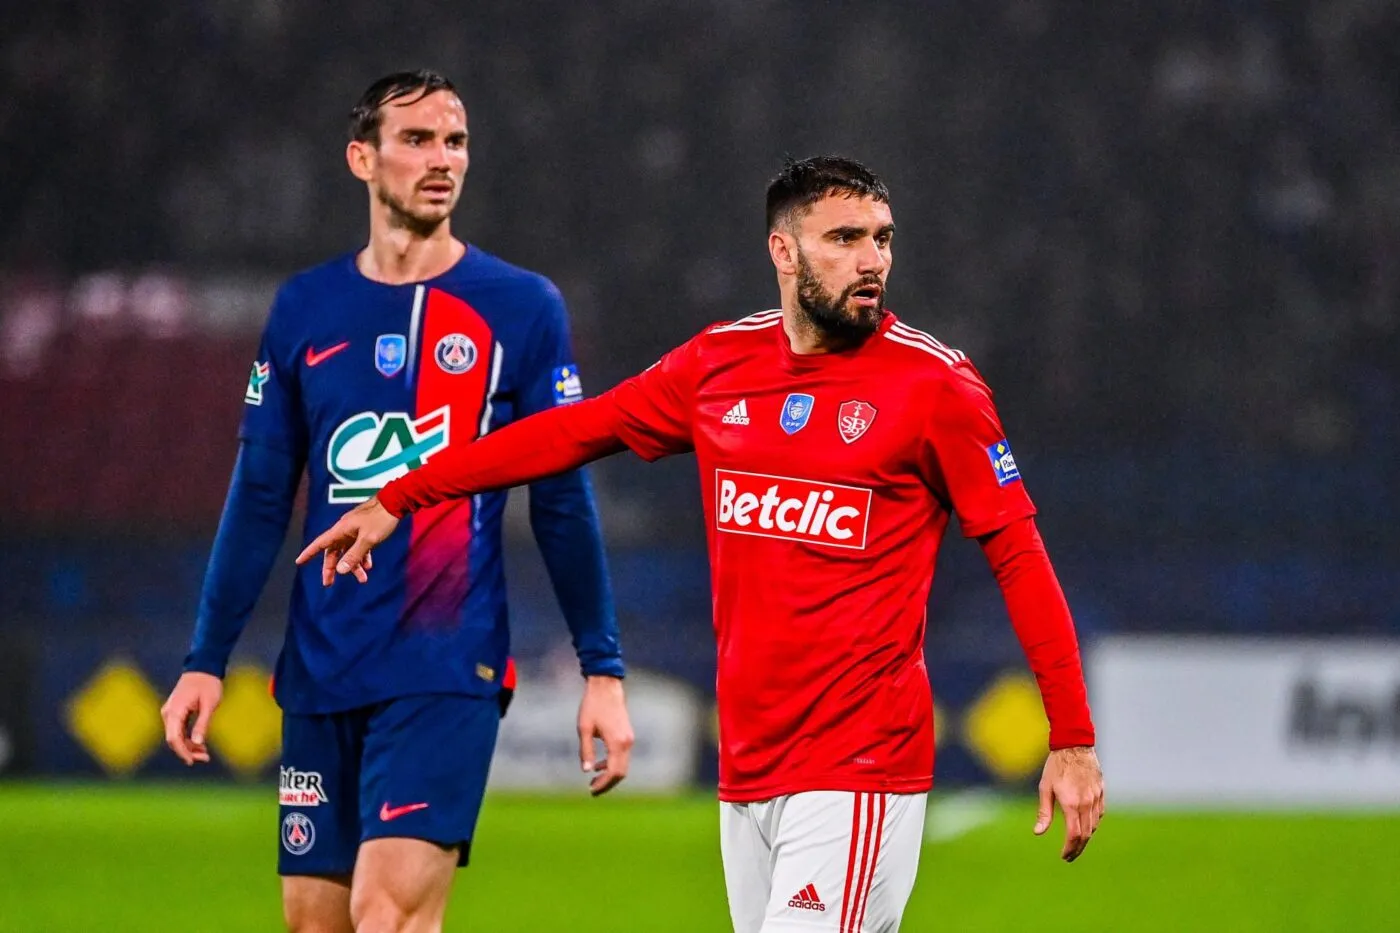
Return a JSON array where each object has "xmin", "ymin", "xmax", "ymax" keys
[{"xmin": 720, "ymin": 791, "xmax": 927, "ymax": 933}]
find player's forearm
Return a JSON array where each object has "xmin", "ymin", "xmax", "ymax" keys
[
  {"xmin": 378, "ymin": 395, "xmax": 627, "ymax": 516},
  {"xmin": 528, "ymin": 471, "xmax": 626, "ymax": 679},
  {"xmin": 978, "ymin": 517, "xmax": 1096, "ymax": 748},
  {"xmin": 186, "ymin": 441, "xmax": 301, "ymax": 677}
]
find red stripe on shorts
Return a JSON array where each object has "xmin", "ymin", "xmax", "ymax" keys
[
  {"xmin": 845, "ymin": 793, "xmax": 878, "ymax": 932},
  {"xmin": 840, "ymin": 792, "xmax": 864, "ymax": 932},
  {"xmin": 854, "ymin": 793, "xmax": 887, "ymax": 932}
]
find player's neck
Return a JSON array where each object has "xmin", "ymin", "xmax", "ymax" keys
[
  {"xmin": 358, "ymin": 224, "xmax": 465, "ymax": 286},
  {"xmin": 780, "ymin": 305, "xmax": 868, "ymax": 355}
]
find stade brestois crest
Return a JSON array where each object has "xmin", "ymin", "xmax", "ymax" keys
[{"xmin": 326, "ymin": 407, "xmax": 450, "ymax": 502}]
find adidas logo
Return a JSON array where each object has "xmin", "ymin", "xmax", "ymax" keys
[
  {"xmin": 721, "ymin": 399, "xmax": 750, "ymax": 426},
  {"xmin": 788, "ymin": 884, "xmax": 826, "ymax": 912}
]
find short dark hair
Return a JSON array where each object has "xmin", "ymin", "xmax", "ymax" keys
[
  {"xmin": 349, "ymin": 70, "xmax": 458, "ymax": 145},
  {"xmin": 765, "ymin": 156, "xmax": 891, "ymax": 232}
]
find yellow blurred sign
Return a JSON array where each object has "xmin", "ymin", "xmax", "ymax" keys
[
  {"xmin": 962, "ymin": 672, "xmax": 1050, "ymax": 782},
  {"xmin": 207, "ymin": 663, "xmax": 281, "ymax": 778},
  {"xmin": 65, "ymin": 659, "xmax": 163, "ymax": 776}
]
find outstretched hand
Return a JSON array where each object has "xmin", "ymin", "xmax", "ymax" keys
[
  {"xmin": 1034, "ymin": 745, "xmax": 1105, "ymax": 862},
  {"xmin": 295, "ymin": 497, "xmax": 397, "ymax": 585}
]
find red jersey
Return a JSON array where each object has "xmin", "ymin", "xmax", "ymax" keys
[
  {"xmin": 604, "ymin": 310, "xmax": 1038, "ymax": 801},
  {"xmin": 379, "ymin": 308, "xmax": 1094, "ymax": 802}
]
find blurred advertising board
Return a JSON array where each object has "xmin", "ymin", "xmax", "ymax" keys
[
  {"xmin": 1090, "ymin": 637, "xmax": 1400, "ymax": 807},
  {"xmin": 488, "ymin": 668, "xmax": 704, "ymax": 793}
]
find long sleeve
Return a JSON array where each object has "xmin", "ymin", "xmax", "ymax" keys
[
  {"xmin": 378, "ymin": 395, "xmax": 626, "ymax": 515},
  {"xmin": 184, "ymin": 440, "xmax": 302, "ymax": 676},
  {"xmin": 378, "ymin": 333, "xmax": 703, "ymax": 515},
  {"xmin": 978, "ymin": 516, "xmax": 1095, "ymax": 749},
  {"xmin": 518, "ymin": 281, "xmax": 623, "ymax": 678}
]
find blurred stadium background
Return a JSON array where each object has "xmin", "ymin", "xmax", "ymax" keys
[{"xmin": 2, "ymin": 1, "xmax": 1399, "ymax": 930}]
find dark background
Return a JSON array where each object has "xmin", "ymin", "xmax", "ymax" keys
[{"xmin": 2, "ymin": 1, "xmax": 1396, "ymax": 778}]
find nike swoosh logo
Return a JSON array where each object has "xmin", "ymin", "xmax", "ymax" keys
[
  {"xmin": 379, "ymin": 802, "xmax": 430, "ymax": 821},
  {"xmin": 305, "ymin": 342, "xmax": 350, "ymax": 367}
]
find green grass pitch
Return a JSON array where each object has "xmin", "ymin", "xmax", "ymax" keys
[{"xmin": 0, "ymin": 783, "xmax": 1396, "ymax": 931}]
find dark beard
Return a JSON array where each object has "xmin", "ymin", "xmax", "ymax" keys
[
  {"xmin": 794, "ymin": 251, "xmax": 885, "ymax": 347},
  {"xmin": 376, "ymin": 183, "xmax": 445, "ymax": 239}
]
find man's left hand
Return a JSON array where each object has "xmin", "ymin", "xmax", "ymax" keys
[
  {"xmin": 1034, "ymin": 745, "xmax": 1105, "ymax": 862},
  {"xmin": 577, "ymin": 675, "xmax": 634, "ymax": 797}
]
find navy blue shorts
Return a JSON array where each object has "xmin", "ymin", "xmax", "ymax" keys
[{"xmin": 276, "ymin": 693, "xmax": 499, "ymax": 876}]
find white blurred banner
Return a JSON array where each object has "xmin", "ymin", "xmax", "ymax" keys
[
  {"xmin": 1090, "ymin": 637, "xmax": 1400, "ymax": 807},
  {"xmin": 488, "ymin": 667, "xmax": 703, "ymax": 793}
]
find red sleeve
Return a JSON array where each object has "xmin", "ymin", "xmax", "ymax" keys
[
  {"xmin": 979, "ymin": 516, "xmax": 1095, "ymax": 749},
  {"xmin": 377, "ymin": 334, "xmax": 702, "ymax": 516},
  {"xmin": 608, "ymin": 339, "xmax": 699, "ymax": 461},
  {"xmin": 377, "ymin": 396, "xmax": 626, "ymax": 516},
  {"xmin": 921, "ymin": 364, "xmax": 1036, "ymax": 538}
]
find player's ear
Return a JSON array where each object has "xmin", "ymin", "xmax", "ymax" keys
[
  {"xmin": 346, "ymin": 139, "xmax": 375, "ymax": 183},
  {"xmin": 769, "ymin": 230, "xmax": 798, "ymax": 276}
]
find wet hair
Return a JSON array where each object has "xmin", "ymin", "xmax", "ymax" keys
[
  {"xmin": 765, "ymin": 156, "xmax": 891, "ymax": 232},
  {"xmin": 349, "ymin": 70, "xmax": 458, "ymax": 145}
]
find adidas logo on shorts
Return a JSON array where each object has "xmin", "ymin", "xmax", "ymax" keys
[
  {"xmin": 788, "ymin": 883, "xmax": 826, "ymax": 911},
  {"xmin": 722, "ymin": 399, "xmax": 751, "ymax": 426}
]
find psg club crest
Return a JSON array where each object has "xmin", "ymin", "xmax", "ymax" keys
[
  {"xmin": 375, "ymin": 334, "xmax": 406, "ymax": 378},
  {"xmin": 434, "ymin": 332, "xmax": 478, "ymax": 374},
  {"xmin": 838, "ymin": 400, "xmax": 878, "ymax": 444},
  {"xmin": 281, "ymin": 812, "xmax": 316, "ymax": 856},
  {"xmin": 779, "ymin": 393, "xmax": 815, "ymax": 435}
]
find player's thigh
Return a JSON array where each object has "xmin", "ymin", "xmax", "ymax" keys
[
  {"xmin": 350, "ymin": 837, "xmax": 458, "ymax": 933},
  {"xmin": 762, "ymin": 791, "xmax": 926, "ymax": 933},
  {"xmin": 721, "ymin": 801, "xmax": 776, "ymax": 933},
  {"xmin": 279, "ymin": 710, "xmax": 366, "ymax": 879},
  {"xmin": 282, "ymin": 874, "xmax": 353, "ymax": 933},
  {"xmin": 358, "ymin": 694, "xmax": 499, "ymax": 864}
]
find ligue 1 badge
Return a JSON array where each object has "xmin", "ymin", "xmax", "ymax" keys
[
  {"xmin": 838, "ymin": 400, "xmax": 877, "ymax": 444},
  {"xmin": 375, "ymin": 334, "xmax": 406, "ymax": 378},
  {"xmin": 779, "ymin": 393, "xmax": 815, "ymax": 435},
  {"xmin": 434, "ymin": 332, "xmax": 478, "ymax": 374}
]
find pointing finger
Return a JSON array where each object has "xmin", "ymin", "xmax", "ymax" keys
[{"xmin": 296, "ymin": 527, "xmax": 341, "ymax": 566}]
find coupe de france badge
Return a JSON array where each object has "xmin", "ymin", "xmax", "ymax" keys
[
  {"xmin": 244, "ymin": 361, "xmax": 270, "ymax": 405},
  {"xmin": 779, "ymin": 393, "xmax": 815, "ymax": 435},
  {"xmin": 552, "ymin": 364, "xmax": 583, "ymax": 405},
  {"xmin": 375, "ymin": 334, "xmax": 406, "ymax": 378},
  {"xmin": 837, "ymin": 400, "xmax": 877, "ymax": 444},
  {"xmin": 987, "ymin": 439, "xmax": 1022, "ymax": 486}
]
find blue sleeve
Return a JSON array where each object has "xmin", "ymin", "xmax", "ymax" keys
[
  {"xmin": 517, "ymin": 280, "xmax": 625, "ymax": 679},
  {"xmin": 185, "ymin": 296, "xmax": 307, "ymax": 676},
  {"xmin": 184, "ymin": 440, "xmax": 302, "ymax": 676},
  {"xmin": 238, "ymin": 286, "xmax": 308, "ymax": 456}
]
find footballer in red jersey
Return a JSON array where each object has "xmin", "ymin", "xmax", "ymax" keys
[{"xmin": 300, "ymin": 156, "xmax": 1105, "ymax": 932}]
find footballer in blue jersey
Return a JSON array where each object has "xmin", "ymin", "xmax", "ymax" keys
[{"xmin": 160, "ymin": 70, "xmax": 635, "ymax": 933}]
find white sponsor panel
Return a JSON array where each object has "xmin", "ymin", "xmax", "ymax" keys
[
  {"xmin": 488, "ymin": 667, "xmax": 701, "ymax": 792},
  {"xmin": 279, "ymin": 766, "xmax": 329, "ymax": 807},
  {"xmin": 1090, "ymin": 637, "xmax": 1400, "ymax": 807},
  {"xmin": 715, "ymin": 469, "xmax": 872, "ymax": 550}
]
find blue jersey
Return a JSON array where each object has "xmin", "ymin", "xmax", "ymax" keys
[{"xmin": 188, "ymin": 245, "xmax": 623, "ymax": 714}]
